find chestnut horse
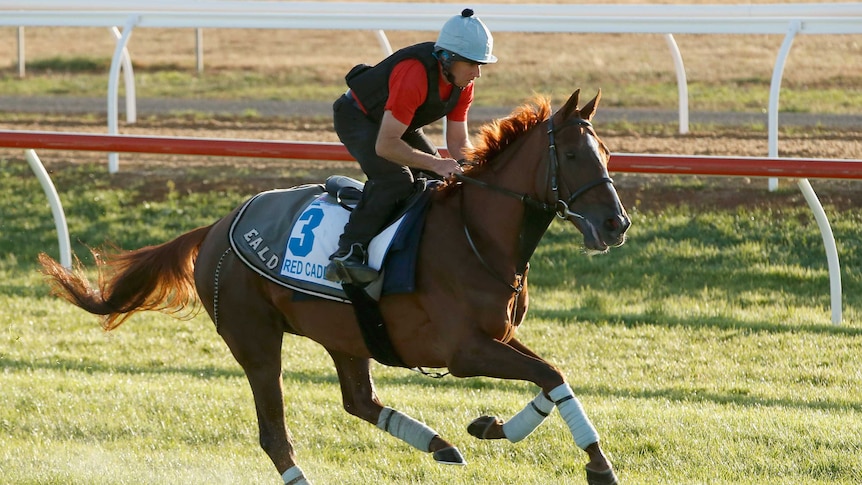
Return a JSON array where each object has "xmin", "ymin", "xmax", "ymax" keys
[{"xmin": 40, "ymin": 89, "xmax": 630, "ymax": 485}]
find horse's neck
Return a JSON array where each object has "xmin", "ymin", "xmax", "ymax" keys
[
  {"xmin": 453, "ymin": 131, "xmax": 548, "ymax": 267},
  {"xmin": 481, "ymin": 128, "xmax": 544, "ymax": 210}
]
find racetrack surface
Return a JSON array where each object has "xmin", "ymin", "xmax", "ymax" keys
[{"xmin": 2, "ymin": 95, "xmax": 861, "ymax": 128}]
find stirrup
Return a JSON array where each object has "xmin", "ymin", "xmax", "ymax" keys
[
  {"xmin": 324, "ymin": 243, "xmax": 378, "ymax": 285},
  {"xmin": 329, "ymin": 242, "xmax": 367, "ymax": 263},
  {"xmin": 323, "ymin": 260, "xmax": 378, "ymax": 285}
]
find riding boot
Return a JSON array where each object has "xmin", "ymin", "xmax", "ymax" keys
[
  {"xmin": 323, "ymin": 242, "xmax": 378, "ymax": 285},
  {"xmin": 324, "ymin": 179, "xmax": 411, "ymax": 285}
]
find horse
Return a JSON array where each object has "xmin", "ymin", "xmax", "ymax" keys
[{"xmin": 39, "ymin": 89, "xmax": 630, "ymax": 485}]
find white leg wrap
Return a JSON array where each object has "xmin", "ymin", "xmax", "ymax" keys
[
  {"xmin": 502, "ymin": 391, "xmax": 555, "ymax": 443},
  {"xmin": 377, "ymin": 407, "xmax": 438, "ymax": 452},
  {"xmin": 282, "ymin": 465, "xmax": 310, "ymax": 485},
  {"xmin": 549, "ymin": 383, "xmax": 599, "ymax": 450}
]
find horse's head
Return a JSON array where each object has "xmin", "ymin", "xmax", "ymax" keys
[
  {"xmin": 457, "ymin": 90, "xmax": 629, "ymax": 255},
  {"xmin": 545, "ymin": 89, "xmax": 630, "ymax": 253}
]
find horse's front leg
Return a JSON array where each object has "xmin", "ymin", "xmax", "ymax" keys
[
  {"xmin": 448, "ymin": 336, "xmax": 618, "ymax": 485},
  {"xmin": 327, "ymin": 350, "xmax": 467, "ymax": 465},
  {"xmin": 466, "ymin": 336, "xmax": 555, "ymax": 441}
]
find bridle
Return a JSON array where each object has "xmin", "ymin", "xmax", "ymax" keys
[
  {"xmin": 455, "ymin": 116, "xmax": 613, "ymax": 223},
  {"xmin": 452, "ymin": 114, "xmax": 614, "ymax": 294},
  {"xmin": 546, "ymin": 116, "xmax": 614, "ymax": 221}
]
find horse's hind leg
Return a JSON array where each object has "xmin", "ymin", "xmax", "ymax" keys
[
  {"xmin": 196, "ymin": 250, "xmax": 309, "ymax": 483},
  {"xmin": 219, "ymin": 306, "xmax": 314, "ymax": 484},
  {"xmin": 327, "ymin": 350, "xmax": 466, "ymax": 465}
]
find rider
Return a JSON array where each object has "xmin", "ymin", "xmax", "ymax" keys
[{"xmin": 324, "ymin": 8, "xmax": 497, "ymax": 285}]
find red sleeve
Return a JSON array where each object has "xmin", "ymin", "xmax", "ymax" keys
[{"xmin": 385, "ymin": 59, "xmax": 428, "ymax": 126}]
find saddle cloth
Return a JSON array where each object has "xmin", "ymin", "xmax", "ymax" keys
[{"xmin": 228, "ymin": 178, "xmax": 431, "ymax": 303}]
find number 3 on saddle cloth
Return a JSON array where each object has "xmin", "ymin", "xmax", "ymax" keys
[{"xmin": 228, "ymin": 176, "xmax": 435, "ymax": 303}]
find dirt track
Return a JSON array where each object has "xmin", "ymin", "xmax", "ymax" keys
[{"xmin": 1, "ymin": 96, "xmax": 859, "ymax": 213}]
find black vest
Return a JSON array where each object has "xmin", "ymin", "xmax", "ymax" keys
[{"xmin": 345, "ymin": 42, "xmax": 463, "ymax": 132}]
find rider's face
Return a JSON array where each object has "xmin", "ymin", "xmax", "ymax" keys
[{"xmin": 448, "ymin": 60, "xmax": 482, "ymax": 88}]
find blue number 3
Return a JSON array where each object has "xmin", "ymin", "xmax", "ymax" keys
[{"xmin": 288, "ymin": 208, "xmax": 324, "ymax": 257}]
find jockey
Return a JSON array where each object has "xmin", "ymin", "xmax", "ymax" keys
[{"xmin": 324, "ymin": 8, "xmax": 497, "ymax": 285}]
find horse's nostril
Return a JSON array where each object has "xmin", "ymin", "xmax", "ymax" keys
[{"xmin": 605, "ymin": 214, "xmax": 630, "ymax": 234}]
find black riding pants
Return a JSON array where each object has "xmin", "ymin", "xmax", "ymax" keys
[{"xmin": 332, "ymin": 93, "xmax": 439, "ymax": 249}]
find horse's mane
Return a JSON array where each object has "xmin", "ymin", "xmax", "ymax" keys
[{"xmin": 464, "ymin": 96, "xmax": 552, "ymax": 172}]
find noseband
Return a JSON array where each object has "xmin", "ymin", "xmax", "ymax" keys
[{"xmin": 453, "ymin": 114, "xmax": 614, "ymax": 293}]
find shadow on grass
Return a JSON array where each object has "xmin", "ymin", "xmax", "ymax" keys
[
  {"xmin": 6, "ymin": 338, "xmax": 860, "ymax": 417},
  {"xmin": 575, "ymin": 380, "xmax": 862, "ymax": 414},
  {"xmin": 532, "ymin": 307, "xmax": 862, "ymax": 337},
  {"xmin": 0, "ymin": 355, "xmax": 247, "ymax": 380},
  {"xmin": 0, "ymin": 350, "xmax": 501, "ymax": 393}
]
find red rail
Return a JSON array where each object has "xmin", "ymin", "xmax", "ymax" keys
[
  {"xmin": 610, "ymin": 153, "xmax": 862, "ymax": 180},
  {"xmin": 1, "ymin": 130, "xmax": 861, "ymax": 179},
  {"xmin": 0, "ymin": 130, "xmax": 356, "ymax": 161}
]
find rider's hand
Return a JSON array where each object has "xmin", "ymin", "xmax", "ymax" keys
[{"xmin": 436, "ymin": 157, "xmax": 463, "ymax": 178}]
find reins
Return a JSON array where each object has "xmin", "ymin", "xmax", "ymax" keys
[
  {"xmin": 456, "ymin": 188, "xmax": 527, "ymax": 293},
  {"xmin": 454, "ymin": 168, "xmax": 556, "ymax": 214}
]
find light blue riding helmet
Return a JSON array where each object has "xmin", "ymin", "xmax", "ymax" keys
[{"xmin": 434, "ymin": 9, "xmax": 497, "ymax": 64}]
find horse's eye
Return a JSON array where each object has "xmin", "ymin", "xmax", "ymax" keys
[{"xmin": 565, "ymin": 151, "xmax": 577, "ymax": 160}]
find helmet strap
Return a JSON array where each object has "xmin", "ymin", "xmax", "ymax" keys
[
  {"xmin": 443, "ymin": 69, "xmax": 456, "ymax": 85},
  {"xmin": 434, "ymin": 49, "xmax": 458, "ymax": 85}
]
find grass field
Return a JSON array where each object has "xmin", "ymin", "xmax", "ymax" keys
[{"xmin": 2, "ymin": 156, "xmax": 861, "ymax": 484}]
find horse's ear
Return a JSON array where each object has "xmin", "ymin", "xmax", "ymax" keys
[
  {"xmin": 578, "ymin": 89, "xmax": 601, "ymax": 121},
  {"xmin": 557, "ymin": 89, "xmax": 582, "ymax": 121}
]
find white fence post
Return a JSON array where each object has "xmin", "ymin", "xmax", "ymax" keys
[
  {"xmin": 16, "ymin": 26, "xmax": 25, "ymax": 77},
  {"xmin": 768, "ymin": 20, "xmax": 801, "ymax": 191},
  {"xmin": 107, "ymin": 15, "xmax": 139, "ymax": 174},
  {"xmin": 797, "ymin": 179, "xmax": 843, "ymax": 325},
  {"xmin": 195, "ymin": 28, "xmax": 203, "ymax": 74},
  {"xmin": 25, "ymin": 149, "xmax": 71, "ymax": 269},
  {"xmin": 663, "ymin": 33, "xmax": 688, "ymax": 134}
]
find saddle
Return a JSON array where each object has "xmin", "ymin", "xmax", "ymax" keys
[{"xmin": 228, "ymin": 176, "xmax": 434, "ymax": 303}]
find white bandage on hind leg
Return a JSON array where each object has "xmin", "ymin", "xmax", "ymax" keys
[
  {"xmin": 377, "ymin": 407, "xmax": 438, "ymax": 452},
  {"xmin": 282, "ymin": 465, "xmax": 311, "ymax": 485},
  {"xmin": 502, "ymin": 391, "xmax": 555, "ymax": 442},
  {"xmin": 549, "ymin": 383, "xmax": 599, "ymax": 450}
]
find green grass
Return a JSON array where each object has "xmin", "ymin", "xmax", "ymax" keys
[
  {"xmin": 0, "ymin": 69, "xmax": 342, "ymax": 102},
  {"xmin": 2, "ymin": 159, "xmax": 861, "ymax": 484},
  {"xmin": 4, "ymin": 58, "xmax": 862, "ymax": 114}
]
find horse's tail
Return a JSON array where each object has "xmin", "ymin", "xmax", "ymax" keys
[{"xmin": 38, "ymin": 224, "xmax": 214, "ymax": 331}]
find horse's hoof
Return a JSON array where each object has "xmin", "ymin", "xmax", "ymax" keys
[
  {"xmin": 467, "ymin": 415, "xmax": 505, "ymax": 440},
  {"xmin": 432, "ymin": 446, "xmax": 466, "ymax": 465},
  {"xmin": 585, "ymin": 466, "xmax": 618, "ymax": 485}
]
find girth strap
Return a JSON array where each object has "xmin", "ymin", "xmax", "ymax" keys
[{"xmin": 341, "ymin": 283, "xmax": 408, "ymax": 368}]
